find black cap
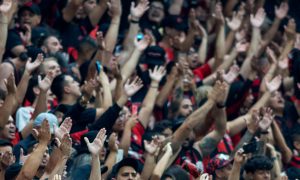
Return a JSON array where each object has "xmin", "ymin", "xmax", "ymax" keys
[
  {"xmin": 112, "ymin": 157, "xmax": 140, "ymax": 174},
  {"xmin": 163, "ymin": 15, "xmax": 188, "ymax": 31},
  {"xmin": 143, "ymin": 46, "xmax": 166, "ymax": 66},
  {"xmin": 18, "ymin": 2, "xmax": 41, "ymax": 16}
]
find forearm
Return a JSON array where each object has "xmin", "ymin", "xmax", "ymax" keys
[
  {"xmin": 215, "ymin": 25, "xmax": 225, "ymax": 67},
  {"xmin": 62, "ymin": 0, "xmax": 80, "ymax": 22},
  {"xmin": 224, "ymin": 0, "xmax": 238, "ymax": 17},
  {"xmin": 104, "ymin": 16, "xmax": 121, "ymax": 53},
  {"xmin": 247, "ymin": 27, "xmax": 261, "ymax": 57},
  {"xmin": 227, "ymin": 114, "xmax": 251, "ymax": 136},
  {"xmin": 16, "ymin": 143, "xmax": 47, "ymax": 180},
  {"xmin": 214, "ymin": 107, "xmax": 227, "ymax": 135},
  {"xmin": 232, "ymin": 130, "xmax": 254, "ymax": 155},
  {"xmin": 279, "ymin": 40, "xmax": 294, "ymax": 61},
  {"xmin": 103, "ymin": 151, "xmax": 117, "ymax": 179},
  {"xmin": 123, "ymin": 22, "xmax": 140, "ymax": 52},
  {"xmin": 250, "ymin": 91, "xmax": 271, "ymax": 111},
  {"xmin": 198, "ymin": 36, "xmax": 208, "ymax": 65},
  {"xmin": 155, "ymin": 76, "xmax": 176, "ymax": 107},
  {"xmin": 168, "ymin": 0, "xmax": 184, "ymax": 15},
  {"xmin": 228, "ymin": 163, "xmax": 242, "ymax": 180},
  {"xmin": 31, "ymin": 92, "xmax": 47, "ymax": 120},
  {"xmin": 48, "ymin": 158, "xmax": 68, "ymax": 179},
  {"xmin": 0, "ymin": 15, "xmax": 9, "ymax": 63},
  {"xmin": 224, "ymin": 30, "xmax": 235, "ymax": 54},
  {"xmin": 141, "ymin": 154, "xmax": 156, "ymax": 180},
  {"xmin": 16, "ymin": 71, "xmax": 31, "ymax": 105},
  {"xmin": 89, "ymin": 1, "xmax": 108, "ymax": 27},
  {"xmin": 271, "ymin": 122, "xmax": 292, "ymax": 163},
  {"xmin": 121, "ymin": 49, "xmax": 142, "ymax": 82},
  {"xmin": 270, "ymin": 150, "xmax": 281, "ymax": 180},
  {"xmin": 150, "ymin": 151, "xmax": 172, "ymax": 179},
  {"xmin": 0, "ymin": 93, "xmax": 17, "ymax": 127},
  {"xmin": 119, "ymin": 126, "xmax": 132, "ymax": 157},
  {"xmin": 89, "ymin": 154, "xmax": 101, "ymax": 180},
  {"xmin": 262, "ymin": 18, "xmax": 281, "ymax": 47},
  {"xmin": 139, "ymin": 81, "xmax": 159, "ymax": 128},
  {"xmin": 216, "ymin": 49, "xmax": 238, "ymax": 71},
  {"xmin": 100, "ymin": 81, "xmax": 113, "ymax": 109},
  {"xmin": 113, "ymin": 78, "xmax": 123, "ymax": 102}
]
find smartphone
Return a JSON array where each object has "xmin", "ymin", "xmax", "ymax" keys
[
  {"xmin": 136, "ymin": 33, "xmax": 144, "ymax": 41},
  {"xmin": 95, "ymin": 61, "xmax": 101, "ymax": 75},
  {"xmin": 131, "ymin": 104, "xmax": 139, "ymax": 115},
  {"xmin": 243, "ymin": 141, "xmax": 258, "ymax": 154}
]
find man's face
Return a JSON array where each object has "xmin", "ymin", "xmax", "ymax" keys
[
  {"xmin": 0, "ymin": 116, "xmax": 16, "ymax": 140},
  {"xmin": 0, "ymin": 145, "xmax": 12, "ymax": 154},
  {"xmin": 32, "ymin": 144, "xmax": 49, "ymax": 168},
  {"xmin": 116, "ymin": 166, "xmax": 138, "ymax": 180},
  {"xmin": 42, "ymin": 60, "xmax": 61, "ymax": 76},
  {"xmin": 187, "ymin": 48, "xmax": 200, "ymax": 69},
  {"xmin": 64, "ymin": 75, "xmax": 82, "ymax": 97},
  {"xmin": 44, "ymin": 36, "xmax": 63, "ymax": 54},
  {"xmin": 19, "ymin": 10, "xmax": 40, "ymax": 27},
  {"xmin": 179, "ymin": 98, "xmax": 193, "ymax": 117},
  {"xmin": 148, "ymin": 2, "xmax": 165, "ymax": 23},
  {"xmin": 252, "ymin": 170, "xmax": 271, "ymax": 180},
  {"xmin": 83, "ymin": 0, "xmax": 97, "ymax": 13},
  {"xmin": 216, "ymin": 164, "xmax": 233, "ymax": 179}
]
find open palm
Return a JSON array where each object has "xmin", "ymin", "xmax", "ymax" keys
[{"xmin": 84, "ymin": 128, "xmax": 107, "ymax": 156}]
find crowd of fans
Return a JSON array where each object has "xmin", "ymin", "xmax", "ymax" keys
[{"xmin": 0, "ymin": 0, "xmax": 300, "ymax": 179}]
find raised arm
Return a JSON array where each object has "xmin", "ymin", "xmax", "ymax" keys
[
  {"xmin": 197, "ymin": 24, "xmax": 208, "ymax": 65},
  {"xmin": 121, "ymin": 35, "xmax": 151, "ymax": 82},
  {"xmin": 62, "ymin": 0, "xmax": 82, "ymax": 22},
  {"xmin": 0, "ymin": 0, "xmax": 12, "ymax": 63},
  {"xmin": 119, "ymin": 115, "xmax": 138, "ymax": 156},
  {"xmin": 16, "ymin": 120, "xmax": 51, "ymax": 180},
  {"xmin": 88, "ymin": 0, "xmax": 108, "ymax": 27},
  {"xmin": 225, "ymin": 12, "xmax": 243, "ymax": 54},
  {"xmin": 196, "ymin": 80, "xmax": 229, "ymax": 157},
  {"xmin": 214, "ymin": 3, "xmax": 226, "ymax": 68},
  {"xmin": 150, "ymin": 143, "xmax": 173, "ymax": 180},
  {"xmin": 168, "ymin": 0, "xmax": 183, "ymax": 15},
  {"xmin": 0, "ymin": 73, "xmax": 17, "ymax": 128},
  {"xmin": 141, "ymin": 138, "xmax": 160, "ymax": 180},
  {"xmin": 104, "ymin": 0, "xmax": 122, "ymax": 53},
  {"xmin": 84, "ymin": 128, "xmax": 107, "ymax": 180},
  {"xmin": 16, "ymin": 54, "xmax": 44, "ymax": 105},
  {"xmin": 138, "ymin": 66, "xmax": 166, "ymax": 128},
  {"xmin": 228, "ymin": 149, "xmax": 247, "ymax": 180}
]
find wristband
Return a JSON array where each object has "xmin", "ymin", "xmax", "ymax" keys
[
  {"xmin": 216, "ymin": 103, "xmax": 226, "ymax": 108},
  {"xmin": 260, "ymin": 131, "xmax": 269, "ymax": 134},
  {"xmin": 130, "ymin": 19, "xmax": 139, "ymax": 24}
]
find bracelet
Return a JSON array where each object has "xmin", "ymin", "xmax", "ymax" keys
[
  {"xmin": 260, "ymin": 131, "xmax": 269, "ymax": 134},
  {"xmin": 130, "ymin": 19, "xmax": 139, "ymax": 24},
  {"xmin": 216, "ymin": 103, "xmax": 226, "ymax": 108}
]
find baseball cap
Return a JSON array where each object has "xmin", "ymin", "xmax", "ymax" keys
[
  {"xmin": 143, "ymin": 46, "xmax": 166, "ymax": 66},
  {"xmin": 18, "ymin": 2, "xmax": 41, "ymax": 16},
  {"xmin": 112, "ymin": 157, "xmax": 140, "ymax": 175},
  {"xmin": 34, "ymin": 113, "xmax": 59, "ymax": 134},
  {"xmin": 206, "ymin": 153, "xmax": 233, "ymax": 174},
  {"xmin": 163, "ymin": 15, "xmax": 188, "ymax": 32}
]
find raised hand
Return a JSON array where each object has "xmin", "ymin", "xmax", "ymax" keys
[
  {"xmin": 0, "ymin": 151, "xmax": 15, "ymax": 169},
  {"xmin": 54, "ymin": 117, "xmax": 72, "ymax": 140},
  {"xmin": 278, "ymin": 57, "xmax": 288, "ymax": 70},
  {"xmin": 250, "ymin": 8, "xmax": 266, "ymax": 28},
  {"xmin": 125, "ymin": 114, "xmax": 138, "ymax": 129},
  {"xmin": 285, "ymin": 18, "xmax": 296, "ymax": 41},
  {"xmin": 33, "ymin": 119, "xmax": 51, "ymax": 145},
  {"xmin": 247, "ymin": 109, "xmax": 260, "ymax": 134},
  {"xmin": 235, "ymin": 29, "xmax": 246, "ymax": 42},
  {"xmin": 107, "ymin": 0, "xmax": 122, "ymax": 17},
  {"xmin": 82, "ymin": 77, "xmax": 99, "ymax": 97},
  {"xmin": 96, "ymin": 31, "xmax": 105, "ymax": 50},
  {"xmin": 25, "ymin": 53, "xmax": 44, "ymax": 74},
  {"xmin": 266, "ymin": 47, "xmax": 277, "ymax": 64},
  {"xmin": 108, "ymin": 132, "xmax": 119, "ymax": 152},
  {"xmin": 19, "ymin": 24, "xmax": 31, "ymax": 45},
  {"xmin": 223, "ymin": 65, "xmax": 240, "ymax": 84},
  {"xmin": 226, "ymin": 12, "xmax": 243, "ymax": 31},
  {"xmin": 234, "ymin": 148, "xmax": 247, "ymax": 165},
  {"xmin": 144, "ymin": 137, "xmax": 160, "ymax": 156},
  {"xmin": 149, "ymin": 66, "xmax": 166, "ymax": 83},
  {"xmin": 5, "ymin": 73, "xmax": 16, "ymax": 94},
  {"xmin": 19, "ymin": 148, "xmax": 28, "ymax": 165},
  {"xmin": 265, "ymin": 75, "xmax": 282, "ymax": 93},
  {"xmin": 38, "ymin": 71, "xmax": 55, "ymax": 92},
  {"xmin": 0, "ymin": 0, "xmax": 12, "ymax": 14},
  {"xmin": 213, "ymin": 2, "xmax": 224, "ymax": 24},
  {"xmin": 110, "ymin": 60, "xmax": 122, "ymax": 80},
  {"xmin": 130, "ymin": 0, "xmax": 149, "ymax": 21},
  {"xmin": 53, "ymin": 174, "xmax": 62, "ymax": 180},
  {"xmin": 208, "ymin": 80, "xmax": 229, "ymax": 105},
  {"xmin": 59, "ymin": 133, "xmax": 72, "ymax": 157},
  {"xmin": 163, "ymin": 142, "xmax": 172, "ymax": 155},
  {"xmin": 259, "ymin": 107, "xmax": 274, "ymax": 132},
  {"xmin": 84, "ymin": 128, "xmax": 107, "ymax": 156},
  {"xmin": 134, "ymin": 34, "xmax": 151, "ymax": 51},
  {"xmin": 275, "ymin": 2, "xmax": 289, "ymax": 20},
  {"xmin": 124, "ymin": 76, "xmax": 143, "ymax": 97}
]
